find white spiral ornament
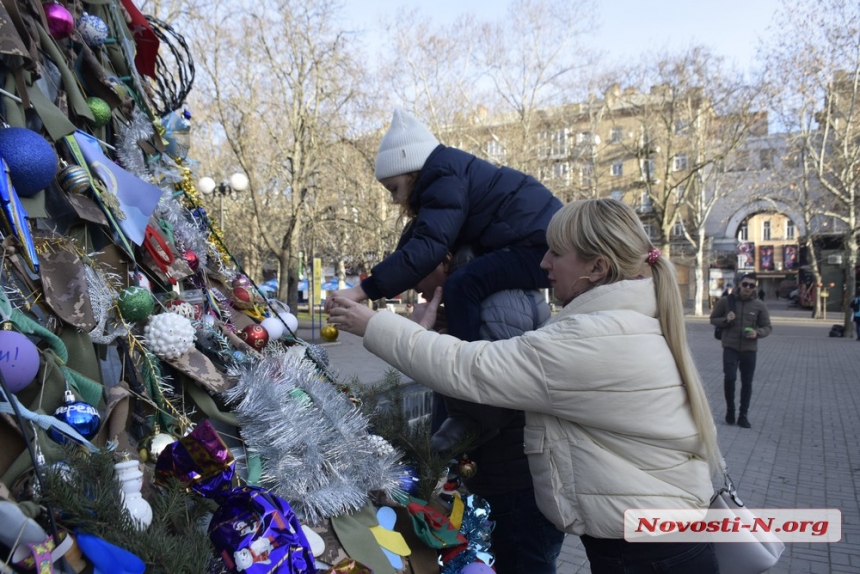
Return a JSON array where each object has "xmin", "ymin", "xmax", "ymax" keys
[{"xmin": 143, "ymin": 312, "xmax": 196, "ymax": 359}]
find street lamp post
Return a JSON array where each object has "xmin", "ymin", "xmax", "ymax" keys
[{"xmin": 197, "ymin": 173, "xmax": 250, "ymax": 228}]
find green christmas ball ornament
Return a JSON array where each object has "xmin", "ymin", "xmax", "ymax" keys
[
  {"xmin": 117, "ymin": 286, "xmax": 155, "ymax": 322},
  {"xmin": 86, "ymin": 97, "xmax": 112, "ymax": 128}
]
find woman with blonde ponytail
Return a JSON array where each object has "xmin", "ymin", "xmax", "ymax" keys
[{"xmin": 329, "ymin": 198, "xmax": 720, "ymax": 574}]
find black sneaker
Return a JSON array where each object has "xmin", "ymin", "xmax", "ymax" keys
[
  {"xmin": 737, "ymin": 415, "xmax": 751, "ymax": 428},
  {"xmin": 725, "ymin": 411, "xmax": 735, "ymax": 425}
]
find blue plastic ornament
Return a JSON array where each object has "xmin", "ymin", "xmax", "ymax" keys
[
  {"xmin": 398, "ymin": 464, "xmax": 420, "ymax": 495},
  {"xmin": 0, "ymin": 127, "xmax": 58, "ymax": 197},
  {"xmin": 49, "ymin": 390, "xmax": 101, "ymax": 444}
]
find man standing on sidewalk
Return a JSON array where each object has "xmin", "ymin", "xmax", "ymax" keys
[{"xmin": 710, "ymin": 272, "xmax": 772, "ymax": 428}]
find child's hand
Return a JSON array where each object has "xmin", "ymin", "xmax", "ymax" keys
[
  {"xmin": 324, "ymin": 285, "xmax": 367, "ymax": 313},
  {"xmin": 411, "ymin": 287, "xmax": 443, "ymax": 329}
]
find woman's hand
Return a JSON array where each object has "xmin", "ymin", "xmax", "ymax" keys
[
  {"xmin": 328, "ymin": 297, "xmax": 377, "ymax": 337},
  {"xmin": 324, "ymin": 285, "xmax": 367, "ymax": 313}
]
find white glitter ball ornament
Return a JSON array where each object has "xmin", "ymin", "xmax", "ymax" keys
[{"xmin": 143, "ymin": 312, "xmax": 196, "ymax": 359}]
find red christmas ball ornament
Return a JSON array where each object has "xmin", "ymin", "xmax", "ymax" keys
[
  {"xmin": 183, "ymin": 249, "xmax": 200, "ymax": 272},
  {"xmin": 231, "ymin": 285, "xmax": 255, "ymax": 310},
  {"xmin": 239, "ymin": 324, "xmax": 269, "ymax": 349}
]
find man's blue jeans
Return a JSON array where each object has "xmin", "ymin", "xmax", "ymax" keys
[
  {"xmin": 722, "ymin": 347, "xmax": 757, "ymax": 416},
  {"xmin": 483, "ymin": 487, "xmax": 565, "ymax": 574}
]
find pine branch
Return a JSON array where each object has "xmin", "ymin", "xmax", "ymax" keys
[{"xmin": 40, "ymin": 449, "xmax": 214, "ymax": 573}]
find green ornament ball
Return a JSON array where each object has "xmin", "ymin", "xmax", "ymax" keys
[
  {"xmin": 117, "ymin": 286, "xmax": 155, "ymax": 322},
  {"xmin": 86, "ymin": 97, "xmax": 112, "ymax": 128}
]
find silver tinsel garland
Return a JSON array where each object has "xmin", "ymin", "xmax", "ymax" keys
[
  {"xmin": 222, "ymin": 345, "xmax": 402, "ymax": 525},
  {"xmin": 84, "ymin": 257, "xmax": 130, "ymax": 345},
  {"xmin": 116, "ymin": 109, "xmax": 215, "ymax": 271}
]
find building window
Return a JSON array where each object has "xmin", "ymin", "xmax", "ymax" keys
[
  {"xmin": 674, "ymin": 119, "xmax": 689, "ymax": 134},
  {"xmin": 610, "ymin": 127, "xmax": 623, "ymax": 143},
  {"xmin": 553, "ymin": 162, "xmax": 570, "ymax": 183},
  {"xmin": 641, "ymin": 191, "xmax": 652, "ymax": 208},
  {"xmin": 611, "ymin": 161, "xmax": 623, "ymax": 176},
  {"xmin": 672, "ymin": 219, "xmax": 685, "ymax": 237},
  {"xmin": 537, "ymin": 131, "xmax": 550, "ymax": 158},
  {"xmin": 642, "ymin": 221, "xmax": 656, "ymax": 238},
  {"xmin": 673, "ymin": 153, "xmax": 687, "ymax": 171},
  {"xmin": 786, "ymin": 220, "xmax": 795, "ymax": 240},
  {"xmin": 486, "ymin": 139, "xmax": 506, "ymax": 162},
  {"xmin": 575, "ymin": 131, "xmax": 593, "ymax": 145},
  {"xmin": 738, "ymin": 220, "xmax": 748, "ymax": 241},
  {"xmin": 550, "ymin": 129, "xmax": 569, "ymax": 157},
  {"xmin": 762, "ymin": 220, "xmax": 771, "ymax": 241},
  {"xmin": 610, "ymin": 189, "xmax": 624, "ymax": 201}
]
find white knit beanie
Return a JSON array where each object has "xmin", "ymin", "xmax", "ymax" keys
[{"xmin": 374, "ymin": 109, "xmax": 440, "ymax": 180}]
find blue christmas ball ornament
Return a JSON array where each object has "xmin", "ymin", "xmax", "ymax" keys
[
  {"xmin": 49, "ymin": 390, "xmax": 101, "ymax": 444},
  {"xmin": 0, "ymin": 127, "xmax": 58, "ymax": 197},
  {"xmin": 398, "ymin": 464, "xmax": 420, "ymax": 495}
]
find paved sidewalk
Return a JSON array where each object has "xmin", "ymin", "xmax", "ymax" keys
[{"xmin": 312, "ymin": 300, "xmax": 860, "ymax": 573}]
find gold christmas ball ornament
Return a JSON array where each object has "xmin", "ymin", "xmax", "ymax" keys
[
  {"xmin": 320, "ymin": 324, "xmax": 339, "ymax": 342},
  {"xmin": 138, "ymin": 424, "xmax": 178, "ymax": 463},
  {"xmin": 458, "ymin": 456, "xmax": 477, "ymax": 479}
]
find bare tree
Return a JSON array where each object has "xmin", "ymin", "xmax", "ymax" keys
[
  {"xmin": 762, "ymin": 0, "xmax": 860, "ymax": 331},
  {"xmin": 187, "ymin": 0, "xmax": 369, "ymax": 310},
  {"xmin": 376, "ymin": 0, "xmax": 600, "ymax": 174}
]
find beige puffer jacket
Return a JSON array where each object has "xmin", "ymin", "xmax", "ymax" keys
[{"xmin": 364, "ymin": 278, "xmax": 713, "ymax": 538}]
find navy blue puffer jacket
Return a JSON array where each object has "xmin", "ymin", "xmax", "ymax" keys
[{"xmin": 362, "ymin": 145, "xmax": 562, "ymax": 300}]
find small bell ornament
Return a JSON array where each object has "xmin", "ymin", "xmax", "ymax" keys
[
  {"xmin": 114, "ymin": 458, "xmax": 152, "ymax": 530},
  {"xmin": 49, "ymin": 390, "xmax": 101, "ymax": 444}
]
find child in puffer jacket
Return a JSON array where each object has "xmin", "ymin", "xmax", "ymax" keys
[{"xmin": 326, "ymin": 109, "xmax": 561, "ymax": 450}]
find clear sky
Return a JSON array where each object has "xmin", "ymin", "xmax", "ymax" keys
[{"xmin": 343, "ymin": 0, "xmax": 783, "ymax": 73}]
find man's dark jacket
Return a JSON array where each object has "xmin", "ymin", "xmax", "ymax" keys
[{"xmin": 710, "ymin": 295, "xmax": 772, "ymax": 352}]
